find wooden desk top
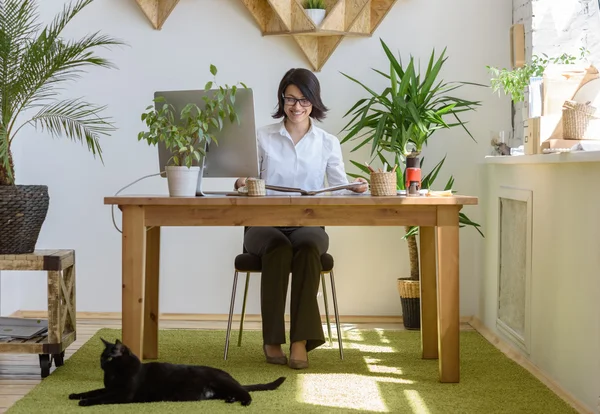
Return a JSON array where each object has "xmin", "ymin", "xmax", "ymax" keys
[{"xmin": 104, "ymin": 194, "xmax": 478, "ymax": 206}]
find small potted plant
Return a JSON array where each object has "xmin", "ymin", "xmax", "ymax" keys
[
  {"xmin": 138, "ymin": 65, "xmax": 246, "ymax": 197},
  {"xmin": 304, "ymin": 0, "xmax": 327, "ymax": 27},
  {"xmin": 486, "ymin": 49, "xmax": 588, "ymax": 104}
]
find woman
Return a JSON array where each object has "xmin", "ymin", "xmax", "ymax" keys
[{"xmin": 234, "ymin": 68, "xmax": 367, "ymax": 369}]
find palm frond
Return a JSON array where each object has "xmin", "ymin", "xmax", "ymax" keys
[
  {"xmin": 16, "ymin": 29, "xmax": 126, "ymax": 117},
  {"xmin": 0, "ymin": 0, "xmax": 41, "ymax": 121},
  {"xmin": 21, "ymin": 98, "xmax": 117, "ymax": 160}
]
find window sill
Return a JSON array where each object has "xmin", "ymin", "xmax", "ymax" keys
[{"xmin": 483, "ymin": 151, "xmax": 600, "ymax": 165}]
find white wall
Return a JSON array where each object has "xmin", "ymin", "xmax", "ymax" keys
[
  {"xmin": 479, "ymin": 160, "xmax": 600, "ymax": 413},
  {"xmin": 8, "ymin": 0, "xmax": 510, "ymax": 317},
  {"xmin": 0, "ymin": 271, "xmax": 20, "ymax": 316}
]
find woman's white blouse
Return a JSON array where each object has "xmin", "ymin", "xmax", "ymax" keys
[{"xmin": 257, "ymin": 120, "xmax": 350, "ymax": 194}]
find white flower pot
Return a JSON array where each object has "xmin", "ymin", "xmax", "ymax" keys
[
  {"xmin": 166, "ymin": 166, "xmax": 199, "ymax": 197},
  {"xmin": 305, "ymin": 9, "xmax": 326, "ymax": 27}
]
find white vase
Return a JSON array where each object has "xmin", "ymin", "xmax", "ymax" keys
[
  {"xmin": 166, "ymin": 166, "xmax": 199, "ymax": 197},
  {"xmin": 305, "ymin": 9, "xmax": 326, "ymax": 27}
]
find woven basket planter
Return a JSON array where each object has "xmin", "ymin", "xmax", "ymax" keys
[
  {"xmin": 562, "ymin": 100, "xmax": 598, "ymax": 139},
  {"xmin": 397, "ymin": 278, "xmax": 420, "ymax": 330},
  {"xmin": 0, "ymin": 185, "xmax": 49, "ymax": 254}
]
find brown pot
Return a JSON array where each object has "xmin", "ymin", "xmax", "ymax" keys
[{"xmin": 397, "ymin": 278, "xmax": 420, "ymax": 330}]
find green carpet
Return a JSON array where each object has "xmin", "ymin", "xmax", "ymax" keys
[{"xmin": 7, "ymin": 328, "xmax": 576, "ymax": 413}]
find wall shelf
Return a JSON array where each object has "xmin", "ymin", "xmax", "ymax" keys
[
  {"xmin": 135, "ymin": 0, "xmax": 180, "ymax": 30},
  {"xmin": 133, "ymin": 0, "xmax": 397, "ymax": 71},
  {"xmin": 240, "ymin": 0, "xmax": 397, "ymax": 71}
]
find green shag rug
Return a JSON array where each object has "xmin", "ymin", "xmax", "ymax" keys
[{"xmin": 7, "ymin": 328, "xmax": 576, "ymax": 413}]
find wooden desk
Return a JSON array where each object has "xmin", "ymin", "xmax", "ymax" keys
[{"xmin": 104, "ymin": 194, "xmax": 478, "ymax": 383}]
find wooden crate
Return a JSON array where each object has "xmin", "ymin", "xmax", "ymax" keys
[{"xmin": 0, "ymin": 250, "xmax": 76, "ymax": 377}]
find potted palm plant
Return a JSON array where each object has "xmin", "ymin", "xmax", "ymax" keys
[
  {"xmin": 340, "ymin": 38, "xmax": 484, "ymax": 329},
  {"xmin": 0, "ymin": 0, "xmax": 124, "ymax": 254},
  {"xmin": 137, "ymin": 65, "xmax": 247, "ymax": 197},
  {"xmin": 304, "ymin": 0, "xmax": 327, "ymax": 27}
]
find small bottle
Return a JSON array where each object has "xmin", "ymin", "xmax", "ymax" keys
[{"xmin": 405, "ymin": 156, "xmax": 421, "ymax": 195}]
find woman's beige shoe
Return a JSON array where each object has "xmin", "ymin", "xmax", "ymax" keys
[
  {"xmin": 289, "ymin": 344, "xmax": 309, "ymax": 369},
  {"xmin": 288, "ymin": 358, "xmax": 309, "ymax": 369},
  {"xmin": 263, "ymin": 344, "xmax": 287, "ymax": 365}
]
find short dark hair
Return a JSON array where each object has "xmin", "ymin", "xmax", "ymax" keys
[{"xmin": 272, "ymin": 68, "xmax": 329, "ymax": 121}]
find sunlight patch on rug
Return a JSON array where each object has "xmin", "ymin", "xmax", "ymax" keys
[
  {"xmin": 343, "ymin": 328, "xmax": 365, "ymax": 342},
  {"xmin": 374, "ymin": 328, "xmax": 392, "ymax": 343},
  {"xmin": 297, "ymin": 373, "xmax": 413, "ymax": 412},
  {"xmin": 404, "ymin": 390, "xmax": 431, "ymax": 414},
  {"xmin": 345, "ymin": 342, "xmax": 397, "ymax": 353},
  {"xmin": 364, "ymin": 356, "xmax": 404, "ymax": 375}
]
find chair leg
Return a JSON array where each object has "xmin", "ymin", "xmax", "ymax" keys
[
  {"xmin": 329, "ymin": 269, "xmax": 343, "ymax": 360},
  {"xmin": 237, "ymin": 272, "xmax": 251, "ymax": 347},
  {"xmin": 321, "ymin": 273, "xmax": 333, "ymax": 347},
  {"xmin": 224, "ymin": 270, "xmax": 240, "ymax": 360}
]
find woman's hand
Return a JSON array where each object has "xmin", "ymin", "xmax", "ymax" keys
[
  {"xmin": 234, "ymin": 177, "xmax": 247, "ymax": 190},
  {"xmin": 350, "ymin": 177, "xmax": 368, "ymax": 193}
]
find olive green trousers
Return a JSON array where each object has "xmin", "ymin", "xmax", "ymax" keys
[{"xmin": 244, "ymin": 226, "xmax": 328, "ymax": 352}]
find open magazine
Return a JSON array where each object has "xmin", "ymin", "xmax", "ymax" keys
[{"xmin": 265, "ymin": 182, "xmax": 366, "ymax": 196}]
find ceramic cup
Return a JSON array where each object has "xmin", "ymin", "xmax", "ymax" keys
[{"xmin": 246, "ymin": 178, "xmax": 266, "ymax": 196}]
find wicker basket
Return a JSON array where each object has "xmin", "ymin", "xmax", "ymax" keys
[
  {"xmin": 246, "ymin": 178, "xmax": 266, "ymax": 196},
  {"xmin": 397, "ymin": 278, "xmax": 420, "ymax": 330},
  {"xmin": 562, "ymin": 100, "xmax": 598, "ymax": 140},
  {"xmin": 0, "ymin": 185, "xmax": 49, "ymax": 254},
  {"xmin": 370, "ymin": 172, "xmax": 396, "ymax": 196}
]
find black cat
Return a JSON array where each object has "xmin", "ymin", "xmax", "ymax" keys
[{"xmin": 68, "ymin": 338, "xmax": 286, "ymax": 407}]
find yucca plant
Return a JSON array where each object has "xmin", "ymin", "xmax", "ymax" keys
[
  {"xmin": 340, "ymin": 38, "xmax": 484, "ymax": 277},
  {"xmin": 340, "ymin": 38, "xmax": 482, "ymax": 160},
  {"xmin": 0, "ymin": 0, "xmax": 124, "ymax": 254},
  {"xmin": 0, "ymin": 0, "xmax": 124, "ymax": 186},
  {"xmin": 340, "ymin": 38, "xmax": 484, "ymax": 328}
]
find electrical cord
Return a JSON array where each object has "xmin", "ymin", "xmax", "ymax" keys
[{"xmin": 111, "ymin": 172, "xmax": 164, "ymax": 233}]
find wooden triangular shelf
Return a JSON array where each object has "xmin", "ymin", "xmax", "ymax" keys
[
  {"xmin": 240, "ymin": 0, "xmax": 290, "ymax": 33},
  {"xmin": 135, "ymin": 0, "xmax": 180, "ymax": 30},
  {"xmin": 320, "ymin": 1, "xmax": 345, "ymax": 32},
  {"xmin": 293, "ymin": 35, "xmax": 344, "ymax": 71},
  {"xmin": 132, "ymin": 0, "xmax": 397, "ymax": 71},
  {"xmin": 370, "ymin": 0, "xmax": 396, "ymax": 33},
  {"xmin": 240, "ymin": 0, "xmax": 397, "ymax": 71}
]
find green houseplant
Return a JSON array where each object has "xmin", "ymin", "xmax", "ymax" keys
[
  {"xmin": 486, "ymin": 49, "xmax": 587, "ymax": 103},
  {"xmin": 304, "ymin": 0, "xmax": 327, "ymax": 27},
  {"xmin": 340, "ymin": 38, "xmax": 484, "ymax": 328},
  {"xmin": 138, "ymin": 65, "xmax": 247, "ymax": 197},
  {"xmin": 0, "ymin": 0, "xmax": 124, "ymax": 254}
]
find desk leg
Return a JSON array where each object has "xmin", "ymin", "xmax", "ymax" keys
[
  {"xmin": 122, "ymin": 205, "xmax": 146, "ymax": 359},
  {"xmin": 143, "ymin": 226, "xmax": 160, "ymax": 359},
  {"xmin": 419, "ymin": 226, "xmax": 438, "ymax": 359},
  {"xmin": 436, "ymin": 206, "xmax": 460, "ymax": 383}
]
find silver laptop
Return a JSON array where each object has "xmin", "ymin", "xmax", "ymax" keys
[
  {"xmin": 155, "ymin": 88, "xmax": 260, "ymax": 195},
  {"xmin": 0, "ymin": 317, "xmax": 48, "ymax": 340}
]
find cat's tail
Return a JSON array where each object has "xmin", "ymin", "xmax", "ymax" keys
[{"xmin": 243, "ymin": 376, "xmax": 286, "ymax": 392}]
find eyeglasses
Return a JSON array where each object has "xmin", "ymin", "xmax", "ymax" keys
[{"xmin": 283, "ymin": 96, "xmax": 312, "ymax": 107}]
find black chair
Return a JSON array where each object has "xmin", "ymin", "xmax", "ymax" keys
[{"xmin": 224, "ymin": 227, "xmax": 343, "ymax": 360}]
